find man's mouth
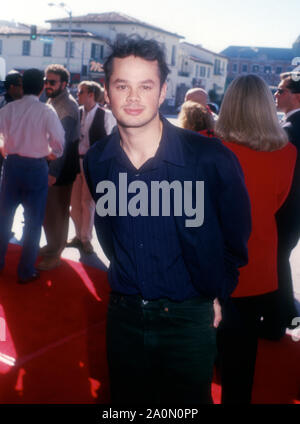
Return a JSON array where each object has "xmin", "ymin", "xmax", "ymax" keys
[{"xmin": 123, "ymin": 107, "xmax": 144, "ymax": 116}]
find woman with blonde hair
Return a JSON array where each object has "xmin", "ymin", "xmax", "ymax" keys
[
  {"xmin": 215, "ymin": 74, "xmax": 297, "ymax": 404},
  {"xmin": 178, "ymin": 100, "xmax": 215, "ymax": 136}
]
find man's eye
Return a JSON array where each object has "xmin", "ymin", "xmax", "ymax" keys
[
  {"xmin": 116, "ymin": 85, "xmax": 127, "ymax": 90},
  {"xmin": 142, "ymin": 85, "xmax": 152, "ymax": 90}
]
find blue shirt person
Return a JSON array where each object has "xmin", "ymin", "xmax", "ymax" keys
[{"xmin": 84, "ymin": 36, "xmax": 251, "ymax": 405}]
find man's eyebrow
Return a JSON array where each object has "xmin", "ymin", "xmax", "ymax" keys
[
  {"xmin": 140, "ymin": 79, "xmax": 155, "ymax": 84},
  {"xmin": 111, "ymin": 79, "xmax": 155, "ymax": 84},
  {"xmin": 112, "ymin": 79, "xmax": 128, "ymax": 84}
]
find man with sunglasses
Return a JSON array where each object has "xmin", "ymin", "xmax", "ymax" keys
[
  {"xmin": 37, "ymin": 64, "xmax": 80, "ymax": 271},
  {"xmin": 0, "ymin": 71, "xmax": 23, "ymax": 108},
  {"xmin": 268, "ymin": 72, "xmax": 300, "ymax": 338}
]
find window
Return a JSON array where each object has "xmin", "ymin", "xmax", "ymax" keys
[
  {"xmin": 264, "ymin": 66, "xmax": 272, "ymax": 74},
  {"xmin": 207, "ymin": 68, "xmax": 210, "ymax": 78},
  {"xmin": 200, "ymin": 66, "xmax": 206, "ymax": 77},
  {"xmin": 81, "ymin": 65, "xmax": 88, "ymax": 76},
  {"xmin": 242, "ymin": 64, "xmax": 248, "ymax": 73},
  {"xmin": 232, "ymin": 63, "xmax": 238, "ymax": 72},
  {"xmin": 43, "ymin": 43, "xmax": 52, "ymax": 57},
  {"xmin": 22, "ymin": 40, "xmax": 31, "ymax": 56},
  {"xmin": 0, "ymin": 40, "xmax": 2, "ymax": 55},
  {"xmin": 214, "ymin": 59, "xmax": 221, "ymax": 75},
  {"xmin": 65, "ymin": 41, "xmax": 74, "ymax": 58},
  {"xmin": 252, "ymin": 64, "xmax": 259, "ymax": 73},
  {"xmin": 171, "ymin": 46, "xmax": 176, "ymax": 66},
  {"xmin": 91, "ymin": 43, "xmax": 104, "ymax": 61},
  {"xmin": 196, "ymin": 65, "xmax": 199, "ymax": 76},
  {"xmin": 276, "ymin": 66, "xmax": 282, "ymax": 74}
]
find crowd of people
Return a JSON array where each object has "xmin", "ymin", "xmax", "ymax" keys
[{"xmin": 0, "ymin": 35, "xmax": 299, "ymax": 405}]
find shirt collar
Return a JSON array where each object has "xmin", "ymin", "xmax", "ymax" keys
[
  {"xmin": 82, "ymin": 103, "xmax": 99, "ymax": 116},
  {"xmin": 23, "ymin": 94, "xmax": 40, "ymax": 102},
  {"xmin": 97, "ymin": 114, "xmax": 186, "ymax": 167},
  {"xmin": 286, "ymin": 108, "xmax": 300, "ymax": 120}
]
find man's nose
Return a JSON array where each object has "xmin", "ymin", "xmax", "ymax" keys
[{"xmin": 127, "ymin": 87, "xmax": 140, "ymax": 102}]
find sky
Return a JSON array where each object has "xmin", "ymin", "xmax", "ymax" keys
[{"xmin": 1, "ymin": 0, "xmax": 300, "ymax": 53}]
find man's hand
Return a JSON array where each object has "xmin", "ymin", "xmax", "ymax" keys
[
  {"xmin": 47, "ymin": 153, "xmax": 57, "ymax": 161},
  {"xmin": 213, "ymin": 298, "xmax": 222, "ymax": 328},
  {"xmin": 48, "ymin": 175, "xmax": 57, "ymax": 186}
]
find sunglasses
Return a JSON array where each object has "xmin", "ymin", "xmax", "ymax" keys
[
  {"xmin": 44, "ymin": 78, "xmax": 59, "ymax": 86},
  {"xmin": 276, "ymin": 89, "xmax": 285, "ymax": 94}
]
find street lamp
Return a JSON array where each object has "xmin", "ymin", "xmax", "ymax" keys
[{"xmin": 48, "ymin": 2, "xmax": 72, "ymax": 70}]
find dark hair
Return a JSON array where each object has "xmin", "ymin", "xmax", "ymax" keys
[
  {"xmin": 280, "ymin": 72, "xmax": 300, "ymax": 93},
  {"xmin": 45, "ymin": 64, "xmax": 70, "ymax": 84},
  {"xmin": 4, "ymin": 71, "xmax": 22, "ymax": 89},
  {"xmin": 22, "ymin": 68, "xmax": 44, "ymax": 95},
  {"xmin": 103, "ymin": 35, "xmax": 170, "ymax": 88}
]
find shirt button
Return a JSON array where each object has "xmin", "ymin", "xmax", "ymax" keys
[
  {"xmin": 135, "ymin": 173, "xmax": 140, "ymax": 177},
  {"xmin": 139, "ymin": 243, "xmax": 144, "ymax": 248}
]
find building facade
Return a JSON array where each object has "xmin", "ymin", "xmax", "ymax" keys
[
  {"xmin": 221, "ymin": 38, "xmax": 300, "ymax": 90},
  {"xmin": 0, "ymin": 20, "xmax": 108, "ymax": 84},
  {"xmin": 0, "ymin": 13, "xmax": 228, "ymax": 109},
  {"xmin": 176, "ymin": 42, "xmax": 228, "ymax": 105},
  {"xmin": 46, "ymin": 12, "xmax": 184, "ymax": 107}
]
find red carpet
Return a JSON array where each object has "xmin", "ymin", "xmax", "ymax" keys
[{"xmin": 0, "ymin": 244, "xmax": 299, "ymax": 404}]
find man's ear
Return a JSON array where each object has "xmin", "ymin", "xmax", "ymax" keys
[
  {"xmin": 104, "ymin": 84, "xmax": 110, "ymax": 105},
  {"xmin": 62, "ymin": 81, "xmax": 67, "ymax": 90},
  {"xmin": 159, "ymin": 82, "xmax": 167, "ymax": 107},
  {"xmin": 295, "ymin": 92, "xmax": 300, "ymax": 105}
]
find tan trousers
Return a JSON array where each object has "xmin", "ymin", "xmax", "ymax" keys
[
  {"xmin": 43, "ymin": 183, "xmax": 73, "ymax": 258},
  {"xmin": 70, "ymin": 160, "xmax": 95, "ymax": 243}
]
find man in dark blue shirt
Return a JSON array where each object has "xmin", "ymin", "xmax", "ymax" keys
[{"xmin": 84, "ymin": 36, "xmax": 251, "ymax": 404}]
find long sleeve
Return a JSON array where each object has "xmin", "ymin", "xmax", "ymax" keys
[
  {"xmin": 216, "ymin": 147, "xmax": 252, "ymax": 298},
  {"xmin": 45, "ymin": 108, "xmax": 65, "ymax": 158},
  {"xmin": 48, "ymin": 115, "xmax": 78, "ymax": 179}
]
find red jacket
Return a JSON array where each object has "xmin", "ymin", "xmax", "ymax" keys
[{"xmin": 223, "ymin": 140, "xmax": 297, "ymax": 297}]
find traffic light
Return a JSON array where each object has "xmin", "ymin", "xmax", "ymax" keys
[{"xmin": 30, "ymin": 25, "xmax": 37, "ymax": 41}]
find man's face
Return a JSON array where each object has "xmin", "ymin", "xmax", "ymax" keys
[
  {"xmin": 274, "ymin": 79, "xmax": 299, "ymax": 114},
  {"xmin": 44, "ymin": 72, "xmax": 66, "ymax": 98},
  {"xmin": 104, "ymin": 55, "xmax": 166, "ymax": 129},
  {"xmin": 77, "ymin": 85, "xmax": 93, "ymax": 107},
  {"xmin": 8, "ymin": 78, "xmax": 23, "ymax": 100}
]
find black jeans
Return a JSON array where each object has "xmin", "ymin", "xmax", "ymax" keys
[
  {"xmin": 216, "ymin": 292, "xmax": 279, "ymax": 404},
  {"xmin": 106, "ymin": 293, "xmax": 216, "ymax": 405}
]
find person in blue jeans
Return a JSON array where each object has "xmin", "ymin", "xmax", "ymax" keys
[{"xmin": 0, "ymin": 68, "xmax": 64, "ymax": 283}]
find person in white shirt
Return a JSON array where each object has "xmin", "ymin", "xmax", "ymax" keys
[
  {"xmin": 0, "ymin": 68, "xmax": 65, "ymax": 284},
  {"xmin": 67, "ymin": 81, "xmax": 116, "ymax": 254}
]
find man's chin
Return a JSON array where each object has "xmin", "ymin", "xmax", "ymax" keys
[
  {"xmin": 116, "ymin": 112, "xmax": 159, "ymax": 129},
  {"xmin": 45, "ymin": 89, "xmax": 62, "ymax": 99}
]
